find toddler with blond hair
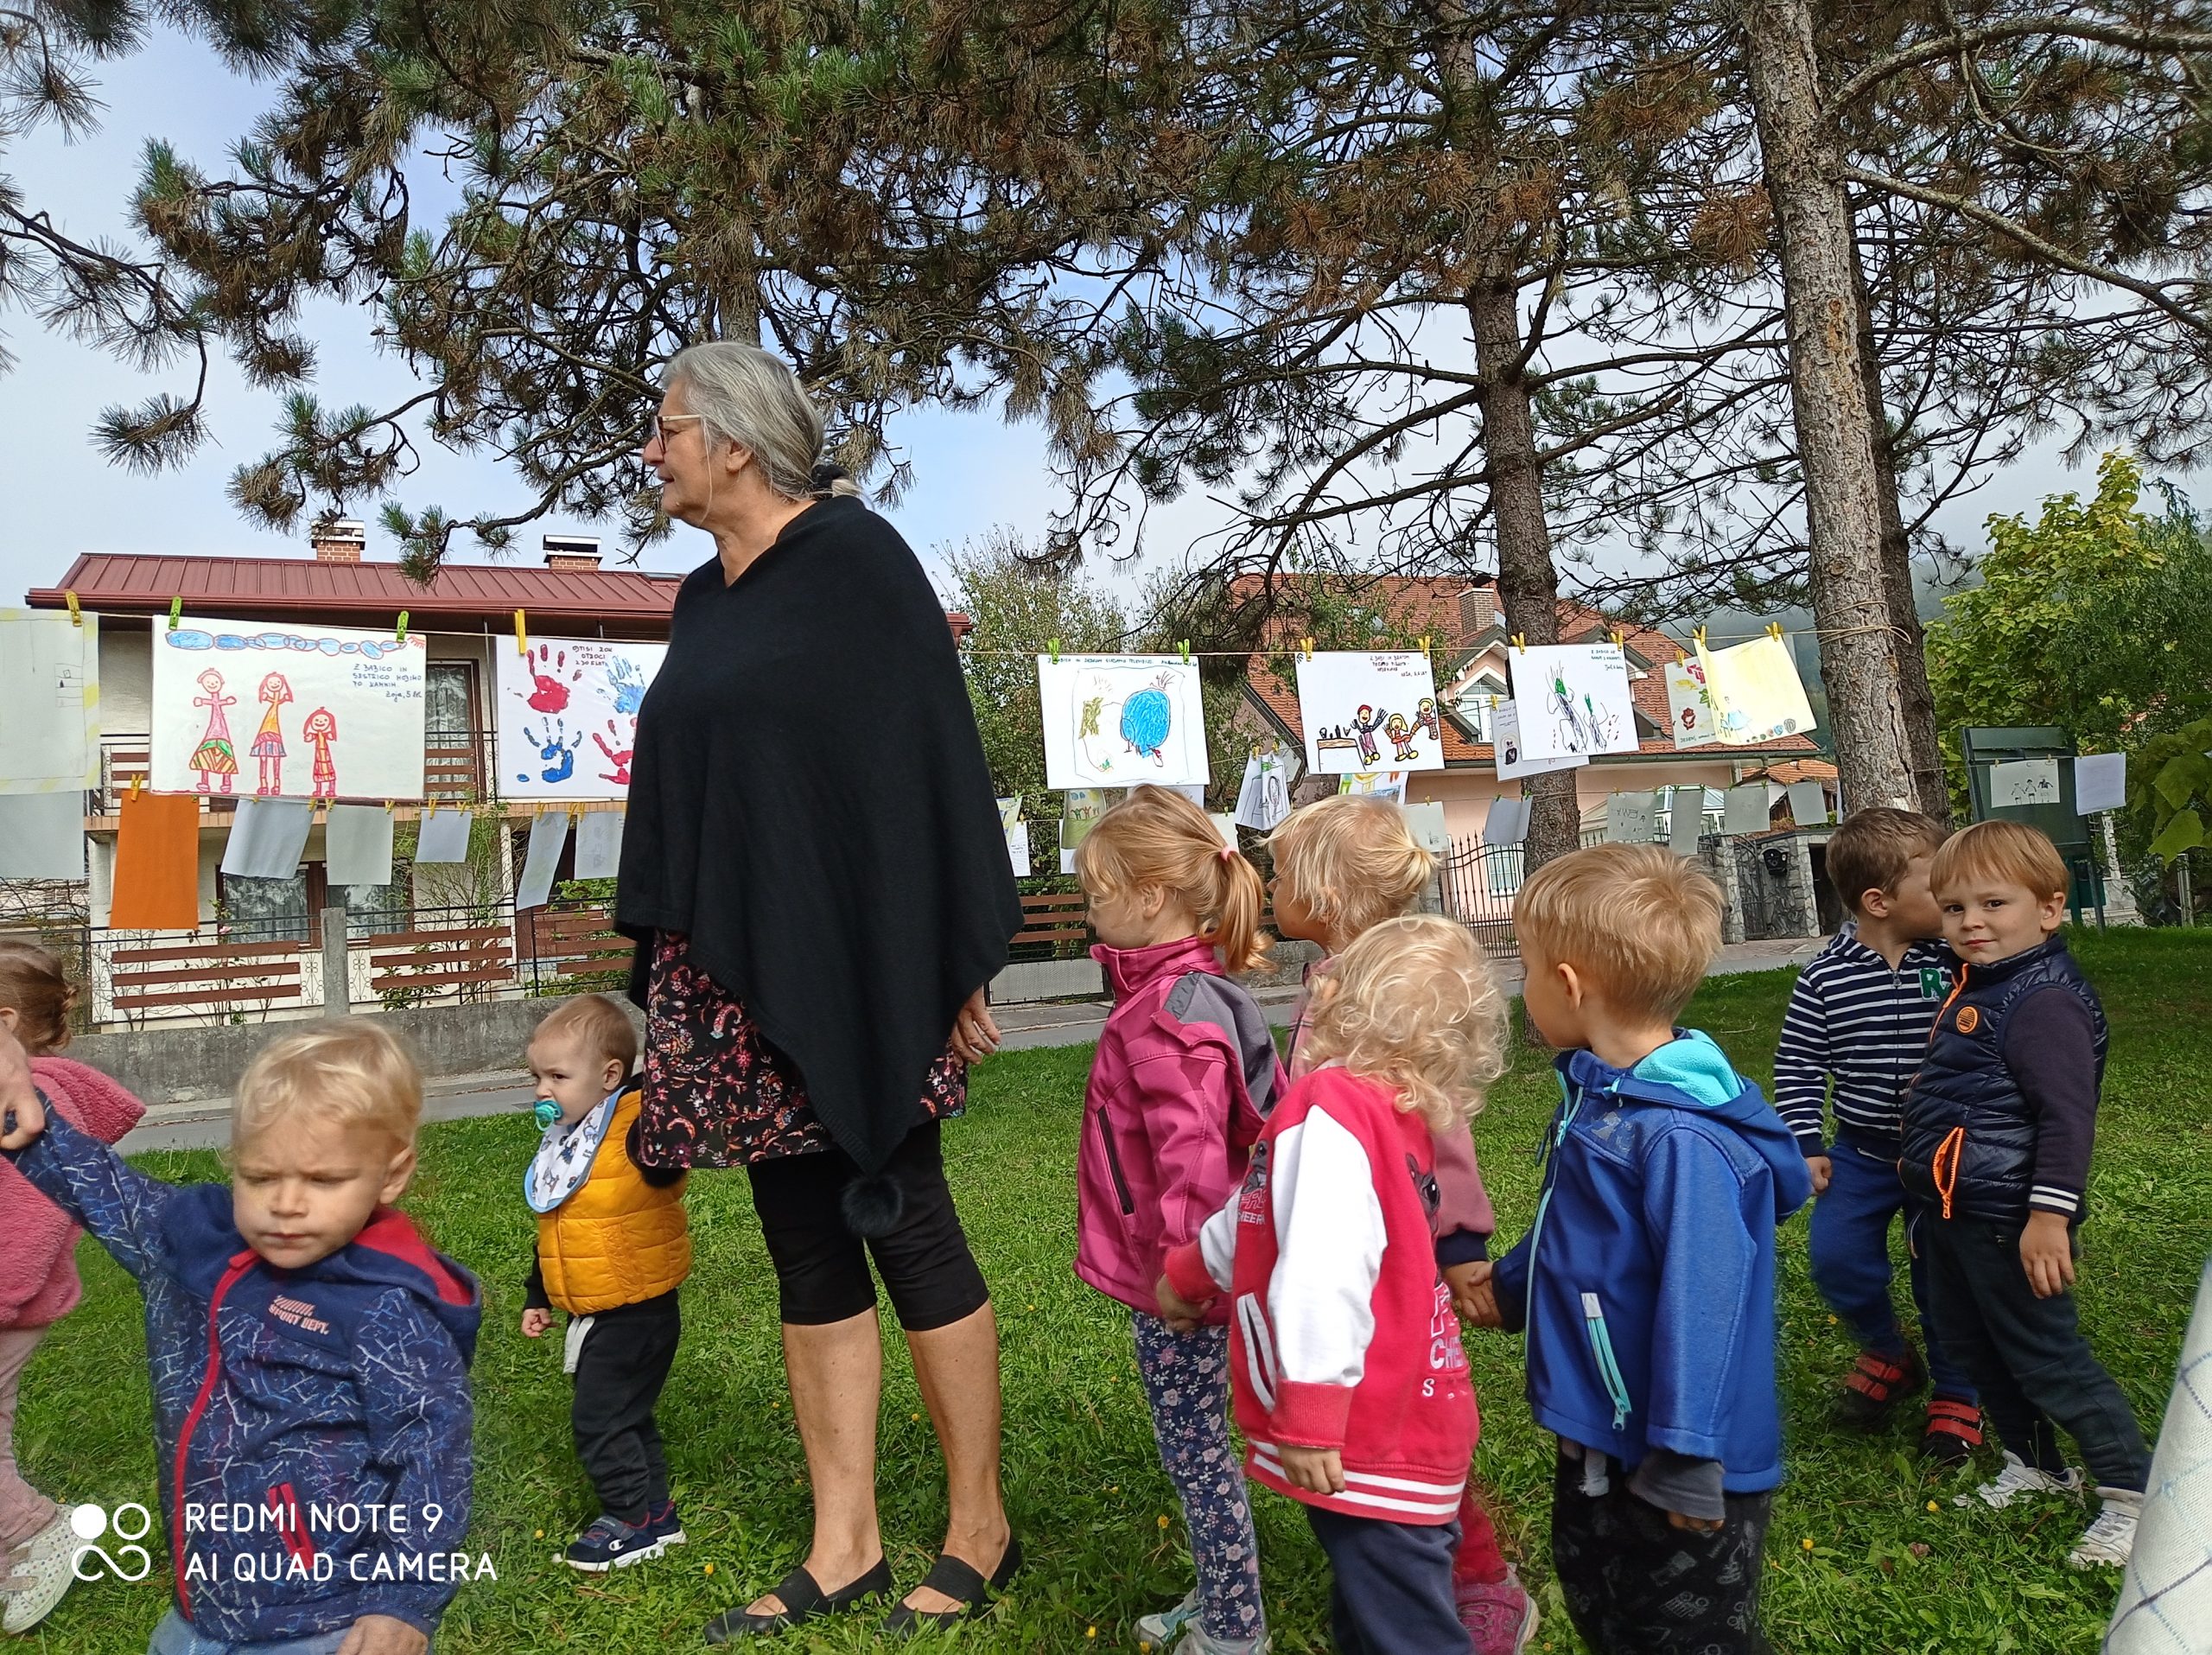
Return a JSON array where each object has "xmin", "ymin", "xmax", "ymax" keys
[
  {"xmin": 0, "ymin": 1020, "xmax": 480, "ymax": 1655},
  {"xmin": 1267, "ymin": 795, "xmax": 1534, "ymax": 1652},
  {"xmin": 1465, "ymin": 843, "xmax": 1810, "ymax": 1655},
  {"xmin": 1159, "ymin": 913, "xmax": 1509, "ymax": 1655}
]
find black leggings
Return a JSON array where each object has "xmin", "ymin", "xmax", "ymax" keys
[{"xmin": 746, "ymin": 1122, "xmax": 990, "ymax": 1332}]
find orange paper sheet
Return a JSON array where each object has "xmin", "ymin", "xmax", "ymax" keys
[{"xmin": 111, "ymin": 793, "xmax": 202, "ymax": 930}]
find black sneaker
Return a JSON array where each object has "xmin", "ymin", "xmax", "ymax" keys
[
  {"xmin": 1834, "ymin": 1344, "xmax": 1925, "ymax": 1429},
  {"xmin": 564, "ymin": 1513, "xmax": 666, "ymax": 1572},
  {"xmin": 644, "ymin": 1500, "xmax": 688, "ymax": 1550}
]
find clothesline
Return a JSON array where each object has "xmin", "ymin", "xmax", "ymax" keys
[{"xmin": 957, "ymin": 624, "xmax": 1847, "ymax": 660}]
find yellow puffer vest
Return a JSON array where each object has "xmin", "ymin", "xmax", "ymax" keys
[{"xmin": 537, "ymin": 1086, "xmax": 691, "ymax": 1314}]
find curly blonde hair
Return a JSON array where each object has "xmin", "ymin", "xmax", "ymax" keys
[
  {"xmin": 1300, "ymin": 914, "xmax": 1508, "ymax": 1131},
  {"xmin": 1268, "ymin": 795, "xmax": 1435, "ymax": 944},
  {"xmin": 1077, "ymin": 786, "xmax": 1272, "ymax": 973}
]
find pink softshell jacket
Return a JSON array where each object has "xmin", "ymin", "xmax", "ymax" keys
[
  {"xmin": 0, "ymin": 1056, "xmax": 146, "ymax": 1327},
  {"xmin": 1075, "ymin": 936, "xmax": 1288, "ymax": 1322}
]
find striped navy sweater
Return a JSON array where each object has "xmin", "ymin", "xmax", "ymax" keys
[{"xmin": 1772, "ymin": 926, "xmax": 1954, "ymax": 1155}]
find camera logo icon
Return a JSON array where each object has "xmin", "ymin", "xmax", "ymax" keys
[{"xmin": 69, "ymin": 1502, "xmax": 155, "ymax": 1582}]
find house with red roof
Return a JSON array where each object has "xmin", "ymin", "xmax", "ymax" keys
[{"xmin": 1236, "ymin": 576, "xmax": 1835, "ymax": 888}]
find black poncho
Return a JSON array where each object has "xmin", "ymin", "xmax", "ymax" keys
[{"xmin": 617, "ymin": 496, "xmax": 1020, "ymax": 1175}]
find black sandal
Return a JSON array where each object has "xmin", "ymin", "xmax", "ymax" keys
[
  {"xmin": 702, "ymin": 1557, "xmax": 893, "ymax": 1643},
  {"xmin": 880, "ymin": 1535, "xmax": 1023, "ymax": 1635}
]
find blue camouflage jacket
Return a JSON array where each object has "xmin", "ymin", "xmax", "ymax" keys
[{"xmin": 6, "ymin": 1110, "xmax": 480, "ymax": 1643}]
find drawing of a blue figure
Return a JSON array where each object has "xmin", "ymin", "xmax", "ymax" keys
[
  {"xmin": 607, "ymin": 657, "xmax": 649, "ymax": 716},
  {"xmin": 519, "ymin": 721, "xmax": 578, "ymax": 784}
]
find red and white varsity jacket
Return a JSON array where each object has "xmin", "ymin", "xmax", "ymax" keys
[{"xmin": 1163, "ymin": 1065, "xmax": 1477, "ymax": 1524}]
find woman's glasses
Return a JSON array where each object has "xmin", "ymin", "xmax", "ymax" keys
[{"xmin": 645, "ymin": 413, "xmax": 703, "ymax": 449}]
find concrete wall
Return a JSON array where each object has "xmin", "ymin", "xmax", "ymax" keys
[{"xmin": 64, "ymin": 990, "xmax": 641, "ymax": 1106}]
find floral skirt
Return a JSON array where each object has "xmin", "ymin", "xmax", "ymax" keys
[{"xmin": 636, "ymin": 930, "xmax": 967, "ymax": 1169}]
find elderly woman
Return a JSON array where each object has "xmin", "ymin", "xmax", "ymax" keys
[{"xmin": 618, "ymin": 342, "xmax": 1023, "ymax": 1640}]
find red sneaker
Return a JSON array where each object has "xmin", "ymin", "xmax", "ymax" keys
[
  {"xmin": 1455, "ymin": 1565, "xmax": 1538, "ymax": 1655},
  {"xmin": 1834, "ymin": 1344, "xmax": 1925, "ymax": 1429},
  {"xmin": 1920, "ymin": 1397, "xmax": 1985, "ymax": 1465}
]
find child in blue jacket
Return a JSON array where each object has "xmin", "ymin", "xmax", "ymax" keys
[
  {"xmin": 1463, "ymin": 845, "xmax": 1811, "ymax": 1654},
  {"xmin": 0, "ymin": 1019, "xmax": 480, "ymax": 1655}
]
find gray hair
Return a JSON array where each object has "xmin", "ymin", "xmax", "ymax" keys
[{"xmin": 663, "ymin": 342, "xmax": 861, "ymax": 500}]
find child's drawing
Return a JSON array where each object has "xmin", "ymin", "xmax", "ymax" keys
[
  {"xmin": 1492, "ymin": 697, "xmax": 1589, "ymax": 781},
  {"xmin": 1664, "ymin": 660, "xmax": 1714, "ymax": 750},
  {"xmin": 1694, "ymin": 632, "xmax": 1815, "ymax": 747},
  {"xmin": 1234, "ymin": 745, "xmax": 1291, "ymax": 832},
  {"xmin": 1294, "ymin": 652, "xmax": 1445, "ymax": 775},
  {"xmin": 155, "ymin": 619, "xmax": 426, "ymax": 799},
  {"xmin": 188, "ymin": 669, "xmax": 240, "ymax": 795},
  {"xmin": 1989, "ymin": 758, "xmax": 2063, "ymax": 810},
  {"xmin": 1038, "ymin": 656, "xmax": 1210, "ymax": 790},
  {"xmin": 250, "ymin": 672, "xmax": 294, "ymax": 795},
  {"xmin": 302, "ymin": 707, "xmax": 339, "ymax": 800},
  {"xmin": 1508, "ymin": 644, "xmax": 1639, "ymax": 765},
  {"xmin": 496, "ymin": 637, "xmax": 667, "ymax": 799}
]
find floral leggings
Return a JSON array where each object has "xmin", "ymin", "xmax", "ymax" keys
[{"xmin": 1133, "ymin": 1313, "xmax": 1266, "ymax": 1644}]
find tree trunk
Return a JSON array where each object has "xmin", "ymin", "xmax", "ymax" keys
[
  {"xmin": 1467, "ymin": 277, "xmax": 1581, "ymax": 870},
  {"xmin": 1742, "ymin": 0, "xmax": 1920, "ymax": 812},
  {"xmin": 1848, "ymin": 234, "xmax": 1951, "ymax": 819}
]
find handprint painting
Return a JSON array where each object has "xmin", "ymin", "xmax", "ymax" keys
[
  {"xmin": 496, "ymin": 637, "xmax": 667, "ymax": 799},
  {"xmin": 153, "ymin": 619, "xmax": 427, "ymax": 799}
]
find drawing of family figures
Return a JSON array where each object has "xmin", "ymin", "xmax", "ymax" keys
[
  {"xmin": 1347, "ymin": 697, "xmax": 1440, "ymax": 766},
  {"xmin": 249, "ymin": 672, "xmax": 294, "ymax": 794},
  {"xmin": 188, "ymin": 670, "xmax": 239, "ymax": 793}
]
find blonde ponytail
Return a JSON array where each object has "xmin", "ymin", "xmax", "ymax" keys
[{"xmin": 1075, "ymin": 786, "xmax": 1274, "ymax": 974}]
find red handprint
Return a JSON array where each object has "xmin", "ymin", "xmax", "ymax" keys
[
  {"xmin": 593, "ymin": 718, "xmax": 634, "ymax": 786},
  {"xmin": 525, "ymin": 643, "xmax": 582, "ymax": 714}
]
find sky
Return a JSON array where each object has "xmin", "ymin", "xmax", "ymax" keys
[{"xmin": 0, "ymin": 28, "xmax": 2091, "ymax": 620}]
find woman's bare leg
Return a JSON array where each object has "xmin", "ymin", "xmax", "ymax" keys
[
  {"xmin": 747, "ymin": 1310, "xmax": 886, "ymax": 1615},
  {"xmin": 899, "ymin": 1302, "xmax": 1011, "ymax": 1613}
]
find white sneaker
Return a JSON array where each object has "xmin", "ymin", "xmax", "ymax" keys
[
  {"xmin": 2, "ymin": 1508, "xmax": 78, "ymax": 1633},
  {"xmin": 1956, "ymin": 1450, "xmax": 2085, "ymax": 1509},
  {"xmin": 1173, "ymin": 1627, "xmax": 1269, "ymax": 1655},
  {"xmin": 1135, "ymin": 1588, "xmax": 1200, "ymax": 1650},
  {"xmin": 2068, "ymin": 1488, "xmax": 2141, "ymax": 1569}
]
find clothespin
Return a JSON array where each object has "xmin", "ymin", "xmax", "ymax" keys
[
  {"xmin": 129, "ymin": 774, "xmax": 144, "ymax": 800},
  {"xmin": 1419, "ymin": 633, "xmax": 1431, "ymax": 656},
  {"xmin": 384, "ymin": 799, "xmax": 396, "ymax": 814},
  {"xmin": 1766, "ymin": 622, "xmax": 1784, "ymax": 643},
  {"xmin": 514, "ymin": 609, "xmax": 528, "ymax": 656},
  {"xmin": 1300, "ymin": 637, "xmax": 1313, "ymax": 661},
  {"xmin": 1694, "ymin": 626, "xmax": 1707, "ymax": 646},
  {"xmin": 63, "ymin": 590, "xmax": 81, "ymax": 627},
  {"xmin": 1487, "ymin": 694, "xmax": 1499, "ymax": 711},
  {"xmin": 168, "ymin": 596, "xmax": 181, "ymax": 632},
  {"xmin": 1049, "ymin": 637, "xmax": 1061, "ymax": 665},
  {"xmin": 396, "ymin": 611, "xmax": 409, "ymax": 645},
  {"xmin": 1607, "ymin": 627, "xmax": 1624, "ymax": 648},
  {"xmin": 1510, "ymin": 633, "xmax": 1526, "ymax": 653},
  {"xmin": 1179, "ymin": 640, "xmax": 1191, "ymax": 664},
  {"xmin": 1675, "ymin": 644, "xmax": 1686, "ymax": 665}
]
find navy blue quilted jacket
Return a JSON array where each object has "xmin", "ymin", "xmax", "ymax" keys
[{"xmin": 6, "ymin": 1110, "xmax": 480, "ymax": 1643}]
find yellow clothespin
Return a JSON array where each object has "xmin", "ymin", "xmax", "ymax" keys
[
  {"xmin": 1675, "ymin": 646, "xmax": 1687, "ymax": 665},
  {"xmin": 384, "ymin": 799, "xmax": 396, "ymax": 815},
  {"xmin": 1608, "ymin": 627, "xmax": 1624, "ymax": 648},
  {"xmin": 396, "ymin": 611, "xmax": 409, "ymax": 645},
  {"xmin": 168, "ymin": 597, "xmax": 182, "ymax": 632},
  {"xmin": 63, "ymin": 590, "xmax": 82, "ymax": 627},
  {"xmin": 1766, "ymin": 622, "xmax": 1784, "ymax": 643},
  {"xmin": 1419, "ymin": 634, "xmax": 1431, "ymax": 656},
  {"xmin": 1300, "ymin": 637, "xmax": 1313, "ymax": 661},
  {"xmin": 1049, "ymin": 637, "xmax": 1061, "ymax": 665},
  {"xmin": 515, "ymin": 609, "xmax": 530, "ymax": 656},
  {"xmin": 1487, "ymin": 694, "xmax": 1499, "ymax": 711},
  {"xmin": 129, "ymin": 774, "xmax": 144, "ymax": 800},
  {"xmin": 1510, "ymin": 633, "xmax": 1526, "ymax": 654},
  {"xmin": 1179, "ymin": 640, "xmax": 1191, "ymax": 664},
  {"xmin": 1694, "ymin": 626, "xmax": 1707, "ymax": 646}
]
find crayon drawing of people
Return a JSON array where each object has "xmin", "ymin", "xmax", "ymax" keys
[
  {"xmin": 302, "ymin": 707, "xmax": 339, "ymax": 799},
  {"xmin": 188, "ymin": 669, "xmax": 239, "ymax": 794},
  {"xmin": 251, "ymin": 672, "xmax": 294, "ymax": 795}
]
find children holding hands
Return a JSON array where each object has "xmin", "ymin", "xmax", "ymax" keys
[
  {"xmin": 0, "ymin": 1017, "xmax": 480, "ymax": 1655},
  {"xmin": 520, "ymin": 994, "xmax": 691, "ymax": 1573},
  {"xmin": 1073, "ymin": 786, "xmax": 1284, "ymax": 1655},
  {"xmin": 1899, "ymin": 819, "xmax": 2150, "ymax": 1567},
  {"xmin": 1465, "ymin": 844, "xmax": 1811, "ymax": 1655},
  {"xmin": 1156, "ymin": 914, "xmax": 1509, "ymax": 1655}
]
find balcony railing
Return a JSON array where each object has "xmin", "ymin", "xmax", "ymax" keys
[{"xmin": 93, "ymin": 729, "xmax": 494, "ymax": 814}]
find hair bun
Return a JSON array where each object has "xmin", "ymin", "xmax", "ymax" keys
[{"xmin": 811, "ymin": 461, "xmax": 852, "ymax": 493}]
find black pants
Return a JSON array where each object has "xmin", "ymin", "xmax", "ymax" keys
[
  {"xmin": 1921, "ymin": 1215, "xmax": 2151, "ymax": 1490},
  {"xmin": 745, "ymin": 1121, "xmax": 990, "ymax": 1331},
  {"xmin": 1551, "ymin": 1453, "xmax": 1774, "ymax": 1655},
  {"xmin": 572, "ymin": 1289, "xmax": 682, "ymax": 1522},
  {"xmin": 1303, "ymin": 1505, "xmax": 1464, "ymax": 1655}
]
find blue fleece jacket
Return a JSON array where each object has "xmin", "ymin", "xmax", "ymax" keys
[
  {"xmin": 6, "ymin": 1110, "xmax": 480, "ymax": 1644},
  {"xmin": 1491, "ymin": 1032, "xmax": 1812, "ymax": 1494}
]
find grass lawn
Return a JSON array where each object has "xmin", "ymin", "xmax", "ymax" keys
[{"xmin": 15, "ymin": 926, "xmax": 2210, "ymax": 1653}]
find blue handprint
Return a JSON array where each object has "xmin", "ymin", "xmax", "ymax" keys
[
  {"xmin": 519, "ymin": 720, "xmax": 578, "ymax": 784},
  {"xmin": 606, "ymin": 656, "xmax": 650, "ymax": 716}
]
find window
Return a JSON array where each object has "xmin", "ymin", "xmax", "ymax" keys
[{"xmin": 219, "ymin": 869, "xmax": 311, "ymax": 943}]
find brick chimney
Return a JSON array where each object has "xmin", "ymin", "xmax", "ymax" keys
[
  {"xmin": 543, "ymin": 534, "xmax": 603, "ymax": 572},
  {"xmin": 311, "ymin": 519, "xmax": 365, "ymax": 563},
  {"xmin": 1457, "ymin": 580, "xmax": 1497, "ymax": 642}
]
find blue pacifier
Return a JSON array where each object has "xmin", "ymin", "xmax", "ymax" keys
[{"xmin": 533, "ymin": 1100, "xmax": 560, "ymax": 1130}]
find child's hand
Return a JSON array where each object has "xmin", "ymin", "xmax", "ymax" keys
[
  {"xmin": 1446, "ymin": 1260, "xmax": 1501, "ymax": 1327},
  {"xmin": 2020, "ymin": 1211, "xmax": 2075, "ymax": 1299},
  {"xmin": 521, "ymin": 1308, "xmax": 553, "ymax": 1339},
  {"xmin": 335, "ymin": 1613, "xmax": 429, "ymax": 1655},
  {"xmin": 1155, "ymin": 1274, "xmax": 1212, "ymax": 1332},
  {"xmin": 1665, "ymin": 1509, "xmax": 1725, "ymax": 1533},
  {"xmin": 1278, "ymin": 1445, "xmax": 1345, "ymax": 1495},
  {"xmin": 1805, "ymin": 1155, "xmax": 1833, "ymax": 1196},
  {"xmin": 0, "ymin": 1023, "xmax": 46, "ymax": 1150}
]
